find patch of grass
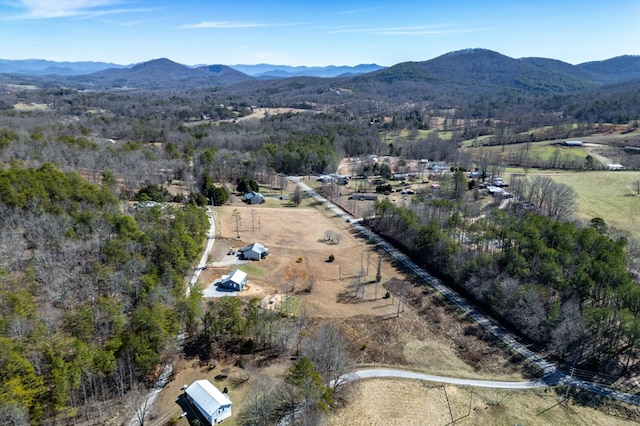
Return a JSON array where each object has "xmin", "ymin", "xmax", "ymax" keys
[
  {"xmin": 281, "ymin": 295, "xmax": 301, "ymax": 317},
  {"xmin": 238, "ymin": 263, "xmax": 267, "ymax": 278},
  {"xmin": 403, "ymin": 340, "xmax": 522, "ymax": 381}
]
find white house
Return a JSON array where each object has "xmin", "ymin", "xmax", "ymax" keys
[
  {"xmin": 219, "ymin": 269, "xmax": 247, "ymax": 291},
  {"xmin": 185, "ymin": 379, "xmax": 232, "ymax": 425},
  {"xmin": 240, "ymin": 242, "xmax": 268, "ymax": 261}
]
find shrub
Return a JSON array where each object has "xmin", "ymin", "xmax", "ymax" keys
[{"xmin": 327, "ymin": 254, "xmax": 335, "ymax": 263}]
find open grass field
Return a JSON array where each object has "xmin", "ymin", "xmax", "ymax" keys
[
  {"xmin": 544, "ymin": 170, "xmax": 640, "ymax": 235},
  {"xmin": 326, "ymin": 379, "xmax": 638, "ymax": 426},
  {"xmin": 461, "ymin": 140, "xmax": 589, "ymax": 165},
  {"xmin": 145, "ymin": 180, "xmax": 640, "ymax": 425}
]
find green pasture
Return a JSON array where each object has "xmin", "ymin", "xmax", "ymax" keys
[
  {"xmin": 463, "ymin": 141, "xmax": 588, "ymax": 164},
  {"xmin": 547, "ymin": 171, "xmax": 640, "ymax": 236},
  {"xmin": 384, "ymin": 129, "xmax": 456, "ymax": 142}
]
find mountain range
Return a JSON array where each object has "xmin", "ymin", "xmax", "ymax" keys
[
  {"xmin": 0, "ymin": 58, "xmax": 382, "ymax": 79},
  {"xmin": 1, "ymin": 49, "xmax": 639, "ymax": 94}
]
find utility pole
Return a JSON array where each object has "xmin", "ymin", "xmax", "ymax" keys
[{"xmin": 232, "ymin": 209, "xmax": 241, "ymax": 238}]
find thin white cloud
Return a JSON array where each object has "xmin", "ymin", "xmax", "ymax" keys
[
  {"xmin": 332, "ymin": 24, "xmax": 473, "ymax": 36},
  {"xmin": 179, "ymin": 21, "xmax": 269, "ymax": 29},
  {"xmin": 337, "ymin": 5, "xmax": 387, "ymax": 15},
  {"xmin": 9, "ymin": 0, "xmax": 151, "ymax": 19}
]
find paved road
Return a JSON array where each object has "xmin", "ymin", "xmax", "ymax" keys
[
  {"xmin": 335, "ymin": 368, "xmax": 548, "ymax": 389},
  {"xmin": 290, "ymin": 177, "xmax": 640, "ymax": 406}
]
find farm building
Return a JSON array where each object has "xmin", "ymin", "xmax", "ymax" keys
[
  {"xmin": 608, "ymin": 163, "xmax": 624, "ymax": 171},
  {"xmin": 184, "ymin": 379, "xmax": 232, "ymax": 425},
  {"xmin": 219, "ymin": 269, "xmax": 247, "ymax": 291},
  {"xmin": 428, "ymin": 161, "xmax": 448, "ymax": 171},
  {"xmin": 391, "ymin": 173, "xmax": 408, "ymax": 181},
  {"xmin": 243, "ymin": 191, "xmax": 265, "ymax": 204},
  {"xmin": 240, "ymin": 242, "xmax": 268, "ymax": 261},
  {"xmin": 348, "ymin": 194, "xmax": 379, "ymax": 201}
]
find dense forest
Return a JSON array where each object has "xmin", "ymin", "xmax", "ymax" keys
[
  {"xmin": 370, "ymin": 193, "xmax": 640, "ymax": 375},
  {"xmin": 0, "ymin": 163, "xmax": 208, "ymax": 423}
]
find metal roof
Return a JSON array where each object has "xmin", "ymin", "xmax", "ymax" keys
[
  {"xmin": 222, "ymin": 269, "xmax": 247, "ymax": 285},
  {"xmin": 185, "ymin": 379, "xmax": 232, "ymax": 418}
]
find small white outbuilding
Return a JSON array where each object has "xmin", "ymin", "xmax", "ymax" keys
[{"xmin": 185, "ymin": 379, "xmax": 232, "ymax": 424}]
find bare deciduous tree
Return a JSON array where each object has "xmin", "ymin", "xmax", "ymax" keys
[{"xmin": 302, "ymin": 322, "xmax": 354, "ymax": 391}]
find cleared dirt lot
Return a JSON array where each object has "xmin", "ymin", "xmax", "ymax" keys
[{"xmin": 200, "ymin": 196, "xmax": 402, "ymax": 318}]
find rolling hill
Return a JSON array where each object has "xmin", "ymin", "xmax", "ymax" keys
[{"xmin": 67, "ymin": 58, "xmax": 253, "ymax": 89}]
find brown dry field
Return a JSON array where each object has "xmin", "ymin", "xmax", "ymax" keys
[{"xmin": 146, "ymin": 181, "xmax": 639, "ymax": 425}]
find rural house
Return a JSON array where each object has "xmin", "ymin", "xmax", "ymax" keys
[
  {"xmin": 428, "ymin": 161, "xmax": 448, "ymax": 171},
  {"xmin": 219, "ymin": 269, "xmax": 248, "ymax": 291},
  {"xmin": 239, "ymin": 242, "xmax": 268, "ymax": 261},
  {"xmin": 184, "ymin": 379, "xmax": 232, "ymax": 424},
  {"xmin": 243, "ymin": 191, "xmax": 265, "ymax": 204}
]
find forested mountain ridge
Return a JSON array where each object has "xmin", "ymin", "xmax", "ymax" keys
[
  {"xmin": 2, "ymin": 49, "xmax": 640, "ymax": 94},
  {"xmin": 353, "ymin": 49, "xmax": 640, "ymax": 93}
]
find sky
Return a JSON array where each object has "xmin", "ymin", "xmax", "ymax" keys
[{"xmin": 0, "ymin": 0, "xmax": 638, "ymax": 67}]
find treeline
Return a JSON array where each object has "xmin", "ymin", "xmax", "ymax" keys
[
  {"xmin": 0, "ymin": 163, "xmax": 208, "ymax": 424},
  {"xmin": 371, "ymin": 197, "xmax": 640, "ymax": 375}
]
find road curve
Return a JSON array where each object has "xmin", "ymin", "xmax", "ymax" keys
[
  {"xmin": 290, "ymin": 177, "xmax": 640, "ymax": 406},
  {"xmin": 337, "ymin": 369, "xmax": 548, "ymax": 389}
]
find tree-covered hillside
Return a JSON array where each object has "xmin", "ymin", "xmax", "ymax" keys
[{"xmin": 0, "ymin": 163, "xmax": 207, "ymax": 423}]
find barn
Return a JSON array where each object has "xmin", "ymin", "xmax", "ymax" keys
[{"xmin": 184, "ymin": 379, "xmax": 232, "ymax": 425}]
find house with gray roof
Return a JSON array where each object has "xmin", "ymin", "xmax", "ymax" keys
[
  {"xmin": 239, "ymin": 242, "xmax": 268, "ymax": 261},
  {"xmin": 243, "ymin": 191, "xmax": 265, "ymax": 204}
]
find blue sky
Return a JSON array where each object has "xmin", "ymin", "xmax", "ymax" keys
[{"xmin": 1, "ymin": 0, "xmax": 638, "ymax": 66}]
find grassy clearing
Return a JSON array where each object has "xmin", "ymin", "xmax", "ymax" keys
[
  {"xmin": 326, "ymin": 378, "xmax": 638, "ymax": 426},
  {"xmin": 462, "ymin": 141, "xmax": 588, "ymax": 164},
  {"xmin": 238, "ymin": 263, "xmax": 267, "ymax": 278},
  {"xmin": 548, "ymin": 171, "xmax": 640, "ymax": 235}
]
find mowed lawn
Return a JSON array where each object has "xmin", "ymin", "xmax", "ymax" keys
[{"xmin": 546, "ymin": 170, "xmax": 640, "ymax": 236}]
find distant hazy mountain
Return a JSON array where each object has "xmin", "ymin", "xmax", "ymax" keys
[
  {"xmin": 0, "ymin": 58, "xmax": 383, "ymax": 79},
  {"xmin": 229, "ymin": 63, "xmax": 384, "ymax": 78},
  {"xmin": 67, "ymin": 58, "xmax": 253, "ymax": 89},
  {"xmin": 0, "ymin": 59, "xmax": 127, "ymax": 75},
  {"xmin": 2, "ymin": 51, "xmax": 640, "ymax": 94}
]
